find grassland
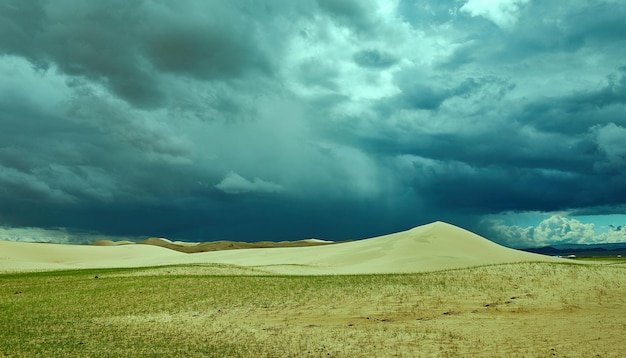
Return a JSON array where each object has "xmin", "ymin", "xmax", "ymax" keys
[{"xmin": 1, "ymin": 261, "xmax": 625, "ymax": 357}]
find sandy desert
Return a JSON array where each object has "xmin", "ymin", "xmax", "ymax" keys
[{"xmin": 1, "ymin": 222, "xmax": 625, "ymax": 357}]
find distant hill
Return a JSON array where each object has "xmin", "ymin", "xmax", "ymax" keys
[{"xmin": 521, "ymin": 242, "xmax": 626, "ymax": 257}]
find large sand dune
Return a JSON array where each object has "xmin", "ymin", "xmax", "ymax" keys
[{"xmin": 0, "ymin": 221, "xmax": 558, "ymax": 274}]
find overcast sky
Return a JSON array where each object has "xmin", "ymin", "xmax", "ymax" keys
[{"xmin": 1, "ymin": 0, "xmax": 625, "ymax": 247}]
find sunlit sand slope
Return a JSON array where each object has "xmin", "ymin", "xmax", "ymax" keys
[{"xmin": 0, "ymin": 221, "xmax": 557, "ymax": 274}]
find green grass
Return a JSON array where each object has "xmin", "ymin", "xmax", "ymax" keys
[{"xmin": 1, "ymin": 262, "xmax": 625, "ymax": 357}]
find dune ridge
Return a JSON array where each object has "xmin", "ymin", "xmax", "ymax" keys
[
  {"xmin": 0, "ymin": 221, "xmax": 559, "ymax": 274},
  {"xmin": 135, "ymin": 237, "xmax": 336, "ymax": 253}
]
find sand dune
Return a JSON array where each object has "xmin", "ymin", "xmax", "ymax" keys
[
  {"xmin": 135, "ymin": 237, "xmax": 335, "ymax": 253},
  {"xmin": 0, "ymin": 221, "xmax": 558, "ymax": 274},
  {"xmin": 183, "ymin": 221, "xmax": 559, "ymax": 274}
]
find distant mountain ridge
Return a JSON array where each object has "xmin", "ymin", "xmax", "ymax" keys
[{"xmin": 521, "ymin": 242, "xmax": 626, "ymax": 257}]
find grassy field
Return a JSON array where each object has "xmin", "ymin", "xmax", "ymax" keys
[{"xmin": 1, "ymin": 261, "xmax": 625, "ymax": 357}]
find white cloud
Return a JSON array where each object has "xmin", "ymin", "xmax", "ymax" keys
[
  {"xmin": 460, "ymin": 0, "xmax": 530, "ymax": 28},
  {"xmin": 599, "ymin": 227, "xmax": 626, "ymax": 243},
  {"xmin": 215, "ymin": 172, "xmax": 285, "ymax": 195},
  {"xmin": 486, "ymin": 215, "xmax": 600, "ymax": 247},
  {"xmin": 533, "ymin": 215, "xmax": 596, "ymax": 244},
  {"xmin": 0, "ymin": 226, "xmax": 71, "ymax": 243},
  {"xmin": 0, "ymin": 226, "xmax": 136, "ymax": 244}
]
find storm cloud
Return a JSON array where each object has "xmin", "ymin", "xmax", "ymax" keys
[{"xmin": 1, "ymin": 0, "xmax": 625, "ymax": 246}]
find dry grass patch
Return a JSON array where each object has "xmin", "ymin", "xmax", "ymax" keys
[{"xmin": 1, "ymin": 262, "xmax": 625, "ymax": 357}]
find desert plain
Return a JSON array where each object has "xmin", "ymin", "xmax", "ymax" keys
[{"xmin": 1, "ymin": 221, "xmax": 625, "ymax": 357}]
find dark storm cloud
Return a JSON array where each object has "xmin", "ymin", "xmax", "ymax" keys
[
  {"xmin": 1, "ymin": 1, "xmax": 160, "ymax": 107},
  {"xmin": 407, "ymin": 161, "xmax": 607, "ymax": 214},
  {"xmin": 315, "ymin": 0, "xmax": 377, "ymax": 34},
  {"xmin": 0, "ymin": 0, "xmax": 278, "ymax": 108},
  {"xmin": 297, "ymin": 59, "xmax": 340, "ymax": 91},
  {"xmin": 353, "ymin": 67, "xmax": 625, "ymax": 217},
  {"xmin": 570, "ymin": 204, "xmax": 626, "ymax": 217},
  {"xmin": 1, "ymin": 0, "xmax": 626, "ymax": 245},
  {"xmin": 353, "ymin": 49, "xmax": 398, "ymax": 69},
  {"xmin": 396, "ymin": 0, "xmax": 454, "ymax": 27},
  {"xmin": 389, "ymin": 76, "xmax": 490, "ymax": 110},
  {"xmin": 441, "ymin": 2, "xmax": 626, "ymax": 70},
  {"xmin": 519, "ymin": 67, "xmax": 626, "ymax": 134},
  {"xmin": 141, "ymin": 5, "xmax": 273, "ymax": 80}
]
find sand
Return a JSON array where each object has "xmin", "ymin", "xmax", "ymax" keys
[
  {"xmin": 0, "ymin": 240, "xmax": 186, "ymax": 271},
  {"xmin": 0, "ymin": 221, "xmax": 559, "ymax": 274}
]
